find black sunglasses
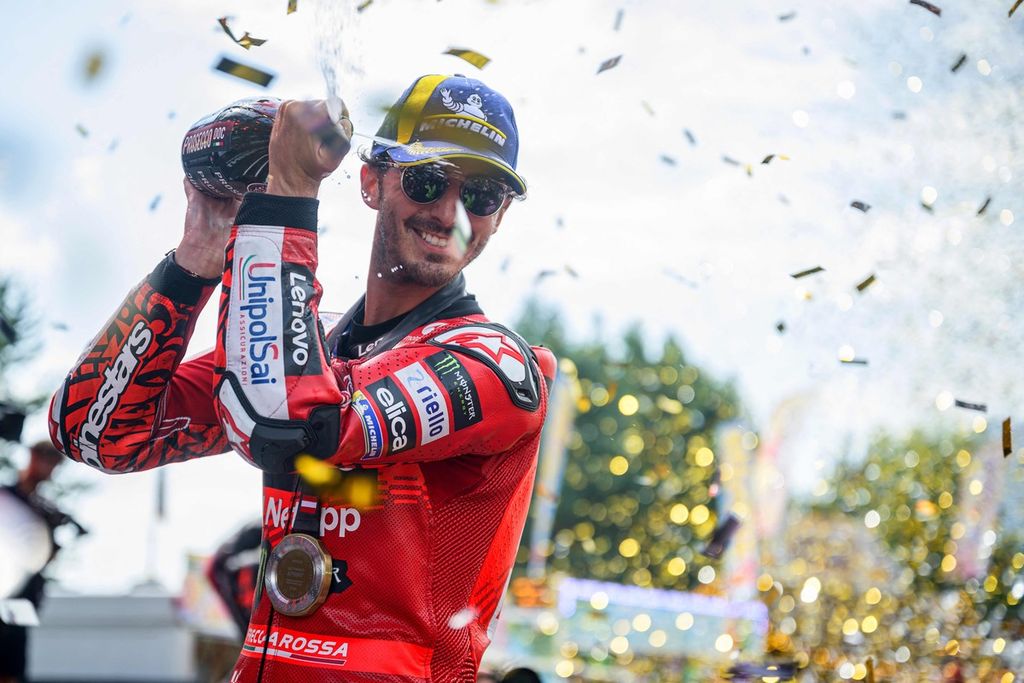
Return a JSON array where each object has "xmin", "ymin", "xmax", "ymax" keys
[{"xmin": 397, "ymin": 163, "xmax": 512, "ymax": 218}]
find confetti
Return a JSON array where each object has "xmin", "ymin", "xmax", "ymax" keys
[
  {"xmin": 954, "ymin": 399, "xmax": 986, "ymax": 412},
  {"xmin": 82, "ymin": 48, "xmax": 106, "ymax": 83},
  {"xmin": 851, "ymin": 200, "xmax": 871, "ymax": 212},
  {"xmin": 107, "ymin": 139, "xmax": 119, "ymax": 153},
  {"xmin": 443, "ymin": 47, "xmax": 490, "ymax": 69},
  {"xmin": 357, "ymin": 0, "xmax": 373, "ymax": 11},
  {"xmin": 641, "ymin": 100, "xmax": 655, "ymax": 116},
  {"xmin": 950, "ymin": 53, "xmax": 967, "ymax": 72},
  {"xmin": 702, "ymin": 513, "xmax": 741, "ymax": 559},
  {"xmin": 778, "ymin": 11, "xmax": 797, "ymax": 21},
  {"xmin": 597, "ymin": 55, "xmax": 622, "ymax": 74},
  {"xmin": 840, "ymin": 358, "xmax": 869, "ymax": 365},
  {"xmin": 684, "ymin": 129, "xmax": 696, "ymax": 145},
  {"xmin": 613, "ymin": 8, "xmax": 624, "ymax": 30},
  {"xmin": 149, "ymin": 195, "xmax": 162, "ymax": 212},
  {"xmin": 534, "ymin": 270, "xmax": 556, "ymax": 284},
  {"xmin": 892, "ymin": 111, "xmax": 907, "ymax": 120},
  {"xmin": 1010, "ymin": 0, "xmax": 1023, "ymax": 16},
  {"xmin": 721, "ymin": 155, "xmax": 740, "ymax": 166},
  {"xmin": 287, "ymin": 0, "xmax": 298, "ymax": 13},
  {"xmin": 920, "ymin": 201, "xmax": 934, "ymax": 213},
  {"xmin": 865, "ymin": 657, "xmax": 876, "ymax": 683},
  {"xmin": 910, "ymin": 0, "xmax": 942, "ymax": 16},
  {"xmin": 659, "ymin": 154, "xmax": 677, "ymax": 166},
  {"xmin": 218, "ymin": 17, "xmax": 267, "ymax": 50},
  {"xmin": 761, "ymin": 154, "xmax": 790, "ymax": 164},
  {"xmin": 976, "ymin": 196, "xmax": 991, "ymax": 215},
  {"xmin": 776, "ymin": 321, "xmax": 786, "ymax": 333},
  {"xmin": 294, "ymin": 455, "xmax": 378, "ymax": 507},
  {"xmin": 790, "ymin": 266, "xmax": 824, "ymax": 279},
  {"xmin": 1003, "ymin": 417, "xmax": 1012, "ymax": 457},
  {"xmin": 213, "ymin": 56, "xmax": 275, "ymax": 87},
  {"xmin": 75, "ymin": 124, "xmax": 89, "ymax": 138},
  {"xmin": 856, "ymin": 274, "xmax": 876, "ymax": 292},
  {"xmin": 447, "ymin": 607, "xmax": 476, "ymax": 629},
  {"xmin": 564, "ymin": 265, "xmax": 579, "ymax": 278}
]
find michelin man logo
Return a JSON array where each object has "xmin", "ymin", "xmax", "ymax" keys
[{"xmin": 441, "ymin": 89, "xmax": 487, "ymax": 121}]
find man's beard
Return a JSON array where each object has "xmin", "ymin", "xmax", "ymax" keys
[{"xmin": 372, "ymin": 203, "xmax": 488, "ymax": 287}]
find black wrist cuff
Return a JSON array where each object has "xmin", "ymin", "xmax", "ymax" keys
[
  {"xmin": 236, "ymin": 192, "xmax": 319, "ymax": 232},
  {"xmin": 149, "ymin": 253, "xmax": 220, "ymax": 306}
]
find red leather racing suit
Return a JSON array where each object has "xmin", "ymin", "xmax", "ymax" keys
[{"xmin": 48, "ymin": 193, "xmax": 556, "ymax": 681}]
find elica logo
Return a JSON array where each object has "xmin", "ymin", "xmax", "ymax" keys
[
  {"xmin": 79, "ymin": 321, "xmax": 153, "ymax": 467},
  {"xmin": 366, "ymin": 376, "xmax": 417, "ymax": 454},
  {"xmin": 281, "ymin": 264, "xmax": 318, "ymax": 375},
  {"xmin": 394, "ymin": 362, "xmax": 450, "ymax": 445},
  {"xmin": 239, "ymin": 256, "xmax": 279, "ymax": 385}
]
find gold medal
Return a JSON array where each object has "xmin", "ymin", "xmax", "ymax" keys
[{"xmin": 264, "ymin": 533, "xmax": 332, "ymax": 617}]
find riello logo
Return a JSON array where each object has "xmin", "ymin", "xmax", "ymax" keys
[{"xmin": 239, "ymin": 255, "xmax": 280, "ymax": 385}]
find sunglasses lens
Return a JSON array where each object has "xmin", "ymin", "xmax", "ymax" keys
[
  {"xmin": 402, "ymin": 165, "xmax": 449, "ymax": 203},
  {"xmin": 460, "ymin": 177, "xmax": 507, "ymax": 217}
]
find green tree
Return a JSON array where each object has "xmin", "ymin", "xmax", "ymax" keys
[
  {"xmin": 515, "ymin": 300, "xmax": 741, "ymax": 591},
  {"xmin": 0, "ymin": 276, "xmax": 38, "ymax": 476}
]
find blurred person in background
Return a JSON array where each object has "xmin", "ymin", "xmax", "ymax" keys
[{"xmin": 0, "ymin": 441, "xmax": 85, "ymax": 683}]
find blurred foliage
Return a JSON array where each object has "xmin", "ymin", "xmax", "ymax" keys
[
  {"xmin": 760, "ymin": 431, "xmax": 1023, "ymax": 680},
  {"xmin": 0, "ymin": 276, "xmax": 38, "ymax": 476},
  {"xmin": 514, "ymin": 298, "xmax": 741, "ymax": 591}
]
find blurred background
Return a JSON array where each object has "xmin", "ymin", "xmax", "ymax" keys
[{"xmin": 0, "ymin": 0, "xmax": 1021, "ymax": 680}]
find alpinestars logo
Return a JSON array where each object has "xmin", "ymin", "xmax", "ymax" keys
[
  {"xmin": 78, "ymin": 321, "xmax": 153, "ymax": 468},
  {"xmin": 433, "ymin": 327, "xmax": 527, "ymax": 381},
  {"xmin": 440, "ymin": 89, "xmax": 487, "ymax": 120}
]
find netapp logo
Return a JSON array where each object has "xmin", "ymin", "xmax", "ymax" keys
[
  {"xmin": 394, "ymin": 362, "xmax": 450, "ymax": 445},
  {"xmin": 366, "ymin": 376, "xmax": 417, "ymax": 455},
  {"xmin": 79, "ymin": 321, "xmax": 153, "ymax": 467}
]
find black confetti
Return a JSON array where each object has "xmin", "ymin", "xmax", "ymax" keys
[
  {"xmin": 977, "ymin": 196, "xmax": 992, "ymax": 215},
  {"xmin": 1010, "ymin": 0, "xmax": 1022, "ymax": 16},
  {"xmin": 841, "ymin": 358, "xmax": 869, "ymax": 365},
  {"xmin": 214, "ymin": 56, "xmax": 275, "ymax": 87},
  {"xmin": 1003, "ymin": 418, "xmax": 1012, "ymax": 457},
  {"xmin": 954, "ymin": 399, "xmax": 987, "ymax": 412},
  {"xmin": 659, "ymin": 154, "xmax": 677, "ymax": 166},
  {"xmin": 790, "ymin": 266, "xmax": 824, "ymax": 279},
  {"xmin": 683, "ymin": 129, "xmax": 696, "ymax": 145},
  {"xmin": 851, "ymin": 200, "xmax": 871, "ymax": 212},
  {"xmin": 778, "ymin": 11, "xmax": 797, "ymax": 21},
  {"xmin": 951, "ymin": 53, "xmax": 967, "ymax": 72},
  {"xmin": 910, "ymin": 0, "xmax": 942, "ymax": 16},
  {"xmin": 597, "ymin": 55, "xmax": 622, "ymax": 74},
  {"xmin": 149, "ymin": 195, "xmax": 162, "ymax": 212},
  {"xmin": 703, "ymin": 513, "xmax": 741, "ymax": 559},
  {"xmin": 855, "ymin": 274, "xmax": 876, "ymax": 292},
  {"xmin": 613, "ymin": 8, "xmax": 624, "ymax": 30}
]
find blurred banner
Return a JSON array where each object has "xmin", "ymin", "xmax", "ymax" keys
[
  {"xmin": 715, "ymin": 424, "xmax": 760, "ymax": 602},
  {"xmin": 954, "ymin": 436, "xmax": 1010, "ymax": 581},
  {"xmin": 527, "ymin": 360, "xmax": 580, "ymax": 578}
]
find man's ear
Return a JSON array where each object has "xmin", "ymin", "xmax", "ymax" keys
[{"xmin": 360, "ymin": 163, "xmax": 381, "ymax": 209}]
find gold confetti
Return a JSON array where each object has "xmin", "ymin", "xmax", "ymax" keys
[
  {"xmin": 443, "ymin": 47, "xmax": 490, "ymax": 69},
  {"xmin": 597, "ymin": 55, "xmax": 622, "ymax": 74},
  {"xmin": 641, "ymin": 100, "xmax": 655, "ymax": 116},
  {"xmin": 910, "ymin": 0, "xmax": 942, "ymax": 16},
  {"xmin": 295, "ymin": 455, "xmax": 378, "ymax": 508},
  {"xmin": 790, "ymin": 266, "xmax": 824, "ymax": 279},
  {"xmin": 214, "ymin": 56, "xmax": 275, "ymax": 87},
  {"xmin": 761, "ymin": 154, "xmax": 790, "ymax": 164},
  {"xmin": 1010, "ymin": 0, "xmax": 1023, "ymax": 17},
  {"xmin": 82, "ymin": 49, "xmax": 106, "ymax": 83},
  {"xmin": 865, "ymin": 657, "xmax": 875, "ymax": 683},
  {"xmin": 1003, "ymin": 417, "xmax": 1012, "ymax": 457},
  {"xmin": 287, "ymin": 0, "xmax": 298, "ymax": 13},
  {"xmin": 977, "ymin": 196, "xmax": 992, "ymax": 215},
  {"xmin": 840, "ymin": 358, "xmax": 869, "ymax": 365},
  {"xmin": 951, "ymin": 53, "xmax": 967, "ymax": 72},
  {"xmin": 357, "ymin": 0, "xmax": 373, "ymax": 11},
  {"xmin": 851, "ymin": 200, "xmax": 871, "ymax": 212},
  {"xmin": 565, "ymin": 265, "xmax": 579, "ymax": 278},
  {"xmin": 218, "ymin": 17, "xmax": 267, "ymax": 50},
  {"xmin": 855, "ymin": 274, "xmax": 876, "ymax": 292}
]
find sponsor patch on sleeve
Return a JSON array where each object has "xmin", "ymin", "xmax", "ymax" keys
[
  {"xmin": 351, "ymin": 390, "xmax": 383, "ymax": 460},
  {"xmin": 424, "ymin": 351, "xmax": 483, "ymax": 430},
  {"xmin": 394, "ymin": 362, "xmax": 451, "ymax": 446},
  {"xmin": 365, "ymin": 376, "xmax": 417, "ymax": 455}
]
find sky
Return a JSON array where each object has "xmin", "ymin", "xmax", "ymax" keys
[{"xmin": 1, "ymin": 0, "xmax": 1022, "ymax": 593}]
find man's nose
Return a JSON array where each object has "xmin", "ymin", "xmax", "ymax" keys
[{"xmin": 423, "ymin": 181, "xmax": 461, "ymax": 227}]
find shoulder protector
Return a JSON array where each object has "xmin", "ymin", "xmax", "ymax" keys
[{"xmin": 427, "ymin": 322, "xmax": 542, "ymax": 412}]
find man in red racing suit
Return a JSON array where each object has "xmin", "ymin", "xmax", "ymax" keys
[{"xmin": 47, "ymin": 74, "xmax": 555, "ymax": 681}]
